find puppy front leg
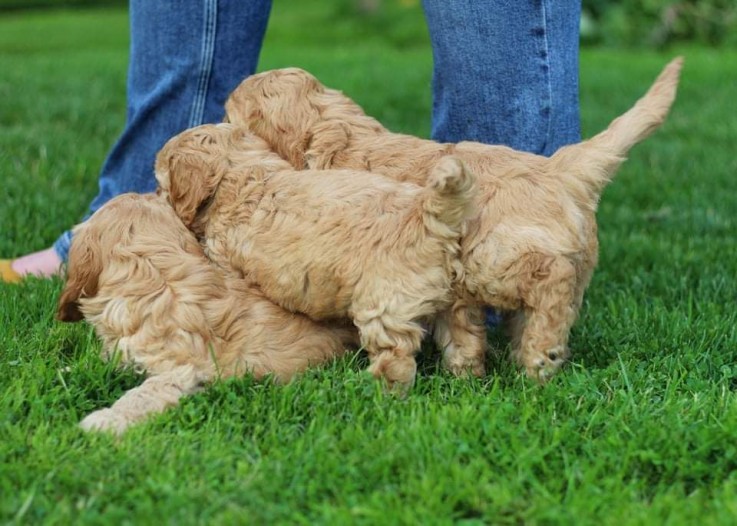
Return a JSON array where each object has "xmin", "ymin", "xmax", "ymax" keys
[
  {"xmin": 434, "ymin": 300, "xmax": 487, "ymax": 377},
  {"xmin": 80, "ymin": 365, "xmax": 205, "ymax": 435},
  {"xmin": 356, "ymin": 317, "xmax": 422, "ymax": 394}
]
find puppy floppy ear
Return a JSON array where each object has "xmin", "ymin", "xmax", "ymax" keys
[
  {"xmin": 56, "ymin": 227, "xmax": 103, "ymax": 322},
  {"xmin": 160, "ymin": 152, "xmax": 226, "ymax": 227}
]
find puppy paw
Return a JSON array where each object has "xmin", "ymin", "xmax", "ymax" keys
[
  {"xmin": 516, "ymin": 345, "xmax": 569, "ymax": 383},
  {"xmin": 443, "ymin": 354, "xmax": 486, "ymax": 378},
  {"xmin": 367, "ymin": 351, "xmax": 417, "ymax": 396},
  {"xmin": 80, "ymin": 408, "xmax": 130, "ymax": 436}
]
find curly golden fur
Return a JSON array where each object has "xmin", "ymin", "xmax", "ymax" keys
[
  {"xmin": 224, "ymin": 58, "xmax": 683, "ymax": 381},
  {"xmin": 57, "ymin": 193, "xmax": 358, "ymax": 434},
  {"xmin": 155, "ymin": 125, "xmax": 477, "ymax": 390}
]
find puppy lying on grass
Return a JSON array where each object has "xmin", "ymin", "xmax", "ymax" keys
[
  {"xmin": 57, "ymin": 193, "xmax": 358, "ymax": 435},
  {"xmin": 155, "ymin": 124, "xmax": 476, "ymax": 391},
  {"xmin": 224, "ymin": 58, "xmax": 683, "ymax": 381}
]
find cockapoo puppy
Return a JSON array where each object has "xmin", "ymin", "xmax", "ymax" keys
[
  {"xmin": 57, "ymin": 193, "xmax": 358, "ymax": 434},
  {"xmin": 155, "ymin": 125, "xmax": 477, "ymax": 390},
  {"xmin": 223, "ymin": 58, "xmax": 683, "ymax": 381}
]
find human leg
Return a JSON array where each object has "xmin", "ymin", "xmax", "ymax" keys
[
  {"xmin": 4, "ymin": 0, "xmax": 272, "ymax": 280},
  {"xmin": 421, "ymin": 0, "xmax": 581, "ymax": 154}
]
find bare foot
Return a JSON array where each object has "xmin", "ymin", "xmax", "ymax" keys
[{"xmin": 10, "ymin": 248, "xmax": 63, "ymax": 279}]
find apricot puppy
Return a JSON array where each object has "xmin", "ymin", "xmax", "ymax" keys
[
  {"xmin": 155, "ymin": 125, "xmax": 476, "ymax": 390},
  {"xmin": 224, "ymin": 58, "xmax": 683, "ymax": 381},
  {"xmin": 57, "ymin": 193, "xmax": 358, "ymax": 434}
]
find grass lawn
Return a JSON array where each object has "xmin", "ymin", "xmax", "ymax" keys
[{"xmin": 2, "ymin": 4, "xmax": 737, "ymax": 524}]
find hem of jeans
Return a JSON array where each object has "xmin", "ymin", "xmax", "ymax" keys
[
  {"xmin": 53, "ymin": 230, "xmax": 73, "ymax": 263},
  {"xmin": 188, "ymin": 0, "xmax": 218, "ymax": 128}
]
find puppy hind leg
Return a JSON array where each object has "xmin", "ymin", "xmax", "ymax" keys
[
  {"xmin": 513, "ymin": 256, "xmax": 577, "ymax": 382},
  {"xmin": 80, "ymin": 365, "xmax": 205, "ymax": 435},
  {"xmin": 434, "ymin": 301, "xmax": 487, "ymax": 377}
]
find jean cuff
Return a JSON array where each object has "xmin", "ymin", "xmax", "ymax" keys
[
  {"xmin": 484, "ymin": 308, "xmax": 503, "ymax": 328},
  {"xmin": 53, "ymin": 230, "xmax": 73, "ymax": 264}
]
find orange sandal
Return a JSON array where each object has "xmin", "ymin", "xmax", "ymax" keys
[{"xmin": 0, "ymin": 260, "xmax": 22, "ymax": 283}]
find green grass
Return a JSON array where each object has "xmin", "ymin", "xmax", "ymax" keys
[{"xmin": 2, "ymin": 4, "xmax": 737, "ymax": 525}]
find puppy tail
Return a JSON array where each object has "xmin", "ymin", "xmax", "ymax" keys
[
  {"xmin": 422, "ymin": 156, "xmax": 476, "ymax": 235},
  {"xmin": 552, "ymin": 57, "xmax": 683, "ymax": 199}
]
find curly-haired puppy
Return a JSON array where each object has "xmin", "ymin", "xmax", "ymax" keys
[
  {"xmin": 155, "ymin": 124, "xmax": 476, "ymax": 390},
  {"xmin": 57, "ymin": 193, "xmax": 358, "ymax": 434},
  {"xmin": 223, "ymin": 58, "xmax": 683, "ymax": 381}
]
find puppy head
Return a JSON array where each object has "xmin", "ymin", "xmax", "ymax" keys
[
  {"xmin": 225, "ymin": 68, "xmax": 328, "ymax": 168},
  {"xmin": 155, "ymin": 124, "xmax": 238, "ymax": 226},
  {"xmin": 225, "ymin": 67, "xmax": 323, "ymax": 128},
  {"xmin": 57, "ymin": 193, "xmax": 190, "ymax": 323},
  {"xmin": 58, "ymin": 194, "xmax": 148, "ymax": 322}
]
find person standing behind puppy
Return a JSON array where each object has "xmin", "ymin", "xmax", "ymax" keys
[{"xmin": 1, "ymin": 0, "xmax": 580, "ymax": 282}]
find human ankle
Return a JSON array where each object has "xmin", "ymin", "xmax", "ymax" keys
[{"xmin": 11, "ymin": 248, "xmax": 63, "ymax": 278}]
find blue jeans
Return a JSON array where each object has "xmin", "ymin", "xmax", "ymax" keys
[
  {"xmin": 53, "ymin": 0, "xmax": 580, "ymax": 261},
  {"xmin": 423, "ymin": 0, "xmax": 581, "ymax": 153}
]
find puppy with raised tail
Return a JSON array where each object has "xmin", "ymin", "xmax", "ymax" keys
[
  {"xmin": 155, "ymin": 126, "xmax": 477, "ymax": 391},
  {"xmin": 224, "ymin": 58, "xmax": 683, "ymax": 381},
  {"xmin": 57, "ymin": 193, "xmax": 358, "ymax": 435}
]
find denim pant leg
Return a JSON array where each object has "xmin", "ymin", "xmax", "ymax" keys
[
  {"xmin": 422, "ymin": 0, "xmax": 581, "ymax": 154},
  {"xmin": 53, "ymin": 0, "xmax": 272, "ymax": 261}
]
